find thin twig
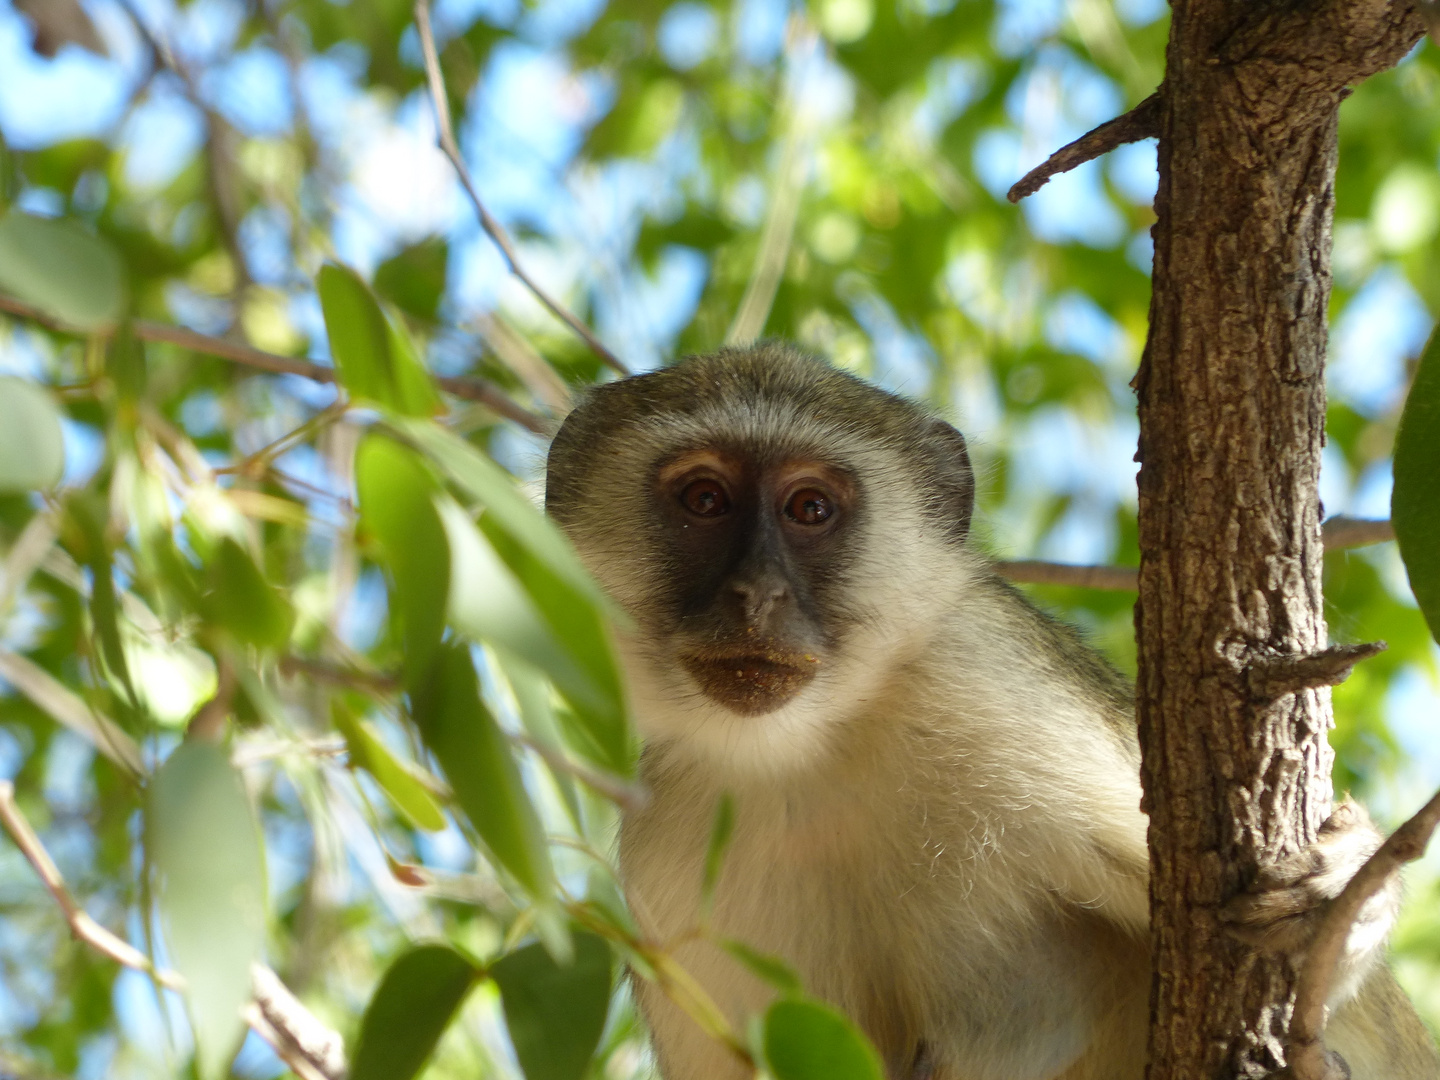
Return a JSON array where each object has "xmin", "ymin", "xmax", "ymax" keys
[
  {"xmin": 0, "ymin": 649, "xmax": 143, "ymax": 776},
  {"xmin": 1007, "ymin": 91, "xmax": 1161, "ymax": 203},
  {"xmin": 1287, "ymin": 785, "xmax": 1440, "ymax": 1080},
  {"xmin": 0, "ymin": 779, "xmax": 181, "ymax": 987},
  {"xmin": 1320, "ymin": 515, "xmax": 1394, "ymax": 548},
  {"xmin": 995, "ymin": 559, "xmax": 1139, "ymax": 591},
  {"xmin": 0, "ymin": 292, "xmax": 551, "ymax": 434},
  {"xmin": 1, "ymin": 779, "xmax": 347, "ymax": 1080},
  {"xmin": 413, "ymin": 0, "xmax": 628, "ymax": 377},
  {"xmin": 514, "ymin": 733, "xmax": 649, "ymax": 814}
]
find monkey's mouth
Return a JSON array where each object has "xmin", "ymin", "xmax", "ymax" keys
[{"xmin": 680, "ymin": 646, "xmax": 820, "ymax": 716}]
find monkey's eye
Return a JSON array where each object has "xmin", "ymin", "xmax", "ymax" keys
[
  {"xmin": 785, "ymin": 488, "xmax": 833, "ymax": 525},
  {"xmin": 680, "ymin": 478, "xmax": 730, "ymax": 517}
]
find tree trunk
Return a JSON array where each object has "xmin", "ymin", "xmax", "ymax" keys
[{"xmin": 1135, "ymin": 3, "xmax": 1426, "ymax": 1078}]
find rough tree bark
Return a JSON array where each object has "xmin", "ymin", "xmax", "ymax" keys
[{"xmin": 1135, "ymin": 2, "xmax": 1427, "ymax": 1078}]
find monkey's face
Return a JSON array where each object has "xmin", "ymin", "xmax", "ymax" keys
[
  {"xmin": 546, "ymin": 345, "xmax": 978, "ymax": 774},
  {"xmin": 649, "ymin": 446, "xmax": 854, "ymax": 716}
]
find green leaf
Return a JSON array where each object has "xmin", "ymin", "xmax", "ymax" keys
[
  {"xmin": 763, "ymin": 999, "xmax": 884, "ymax": 1080},
  {"xmin": 480, "ymin": 516, "xmax": 631, "ymax": 776},
  {"xmin": 501, "ymin": 655, "xmax": 583, "ymax": 828},
  {"xmin": 147, "ymin": 741, "xmax": 267, "ymax": 1080},
  {"xmin": 389, "ymin": 417, "xmax": 608, "ymax": 608},
  {"xmin": 350, "ymin": 944, "xmax": 479, "ymax": 1080},
  {"xmin": 0, "ymin": 209, "xmax": 125, "ymax": 329},
  {"xmin": 0, "ymin": 377, "xmax": 65, "ymax": 492},
  {"xmin": 721, "ymin": 940, "xmax": 803, "ymax": 995},
  {"xmin": 317, "ymin": 262, "xmax": 440, "ymax": 416},
  {"xmin": 200, "ymin": 537, "xmax": 294, "ymax": 650},
  {"xmin": 411, "ymin": 643, "xmax": 553, "ymax": 896},
  {"xmin": 1394, "ymin": 327, "xmax": 1440, "ymax": 645},
  {"xmin": 355, "ymin": 435, "xmax": 449, "ymax": 688},
  {"xmin": 701, "ymin": 791, "xmax": 735, "ymax": 921},
  {"xmin": 438, "ymin": 496, "xmax": 626, "ymax": 771},
  {"xmin": 374, "ymin": 237, "xmax": 449, "ymax": 320},
  {"xmin": 333, "ymin": 705, "xmax": 446, "ymax": 832},
  {"xmin": 491, "ymin": 932, "xmax": 613, "ymax": 1080}
]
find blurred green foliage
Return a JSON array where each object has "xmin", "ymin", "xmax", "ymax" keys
[{"xmin": 0, "ymin": 0, "xmax": 1438, "ymax": 1077}]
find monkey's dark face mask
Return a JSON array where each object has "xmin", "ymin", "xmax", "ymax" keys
[{"xmin": 648, "ymin": 446, "xmax": 857, "ymax": 716}]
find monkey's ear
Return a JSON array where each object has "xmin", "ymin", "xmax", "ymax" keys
[{"xmin": 923, "ymin": 418, "xmax": 975, "ymax": 543}]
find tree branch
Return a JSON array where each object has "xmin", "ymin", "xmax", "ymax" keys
[
  {"xmin": 0, "ymin": 780, "xmax": 347, "ymax": 1080},
  {"xmin": 1245, "ymin": 642, "xmax": 1387, "ymax": 701},
  {"xmin": 0, "ymin": 779, "xmax": 179, "ymax": 986},
  {"xmin": 412, "ymin": 0, "xmax": 628, "ymax": 377},
  {"xmin": 0, "ymin": 292, "xmax": 552, "ymax": 435},
  {"xmin": 993, "ymin": 517, "xmax": 1394, "ymax": 591},
  {"xmin": 1287, "ymin": 785, "xmax": 1440, "ymax": 1080},
  {"xmin": 993, "ymin": 559, "xmax": 1140, "ymax": 590},
  {"xmin": 1007, "ymin": 92, "xmax": 1161, "ymax": 203}
]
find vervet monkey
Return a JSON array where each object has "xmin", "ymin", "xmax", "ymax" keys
[{"xmin": 545, "ymin": 344, "xmax": 1439, "ymax": 1080}]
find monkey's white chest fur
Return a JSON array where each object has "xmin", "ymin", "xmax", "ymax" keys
[{"xmin": 620, "ymin": 686, "xmax": 1153, "ymax": 1080}]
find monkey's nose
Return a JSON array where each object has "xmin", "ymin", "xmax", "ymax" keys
[{"xmin": 731, "ymin": 579, "xmax": 789, "ymax": 624}]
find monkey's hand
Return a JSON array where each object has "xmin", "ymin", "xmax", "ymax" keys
[{"xmin": 1222, "ymin": 798, "xmax": 1399, "ymax": 1004}]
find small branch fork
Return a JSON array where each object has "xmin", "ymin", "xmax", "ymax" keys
[
  {"xmin": 1286, "ymin": 785, "xmax": 1440, "ymax": 1080},
  {"xmin": 0, "ymin": 781, "xmax": 346, "ymax": 1080},
  {"xmin": 0, "ymin": 292, "xmax": 551, "ymax": 436},
  {"xmin": 1246, "ymin": 641, "xmax": 1387, "ymax": 701},
  {"xmin": 412, "ymin": 0, "xmax": 628, "ymax": 377},
  {"xmin": 1007, "ymin": 91, "xmax": 1161, "ymax": 203}
]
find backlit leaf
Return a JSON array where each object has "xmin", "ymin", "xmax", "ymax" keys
[
  {"xmin": 374, "ymin": 237, "xmax": 448, "ymax": 320},
  {"xmin": 350, "ymin": 944, "xmax": 479, "ymax": 1080},
  {"xmin": 318, "ymin": 262, "xmax": 440, "ymax": 416},
  {"xmin": 200, "ymin": 537, "xmax": 294, "ymax": 650},
  {"xmin": 148, "ymin": 741, "xmax": 266, "ymax": 1080},
  {"xmin": 355, "ymin": 435, "xmax": 449, "ymax": 689},
  {"xmin": 763, "ymin": 999, "xmax": 884, "ymax": 1080},
  {"xmin": 491, "ymin": 932, "xmax": 613, "ymax": 1080},
  {"xmin": 412, "ymin": 643, "xmax": 552, "ymax": 896},
  {"xmin": 0, "ymin": 209, "xmax": 124, "ymax": 329},
  {"xmin": 480, "ymin": 516, "xmax": 631, "ymax": 776},
  {"xmin": 333, "ymin": 705, "xmax": 446, "ymax": 832},
  {"xmin": 0, "ymin": 377, "xmax": 65, "ymax": 492},
  {"xmin": 389, "ymin": 417, "xmax": 608, "ymax": 607},
  {"xmin": 1394, "ymin": 328, "xmax": 1440, "ymax": 644}
]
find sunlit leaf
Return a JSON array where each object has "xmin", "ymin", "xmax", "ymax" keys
[
  {"xmin": 355, "ymin": 434, "xmax": 449, "ymax": 689},
  {"xmin": 501, "ymin": 655, "xmax": 582, "ymax": 827},
  {"xmin": 438, "ymin": 496, "xmax": 626, "ymax": 769},
  {"xmin": 411, "ymin": 642, "xmax": 553, "ymax": 896},
  {"xmin": 481, "ymin": 516, "xmax": 631, "ymax": 776},
  {"xmin": 374, "ymin": 237, "xmax": 448, "ymax": 320},
  {"xmin": 350, "ymin": 944, "xmax": 479, "ymax": 1080},
  {"xmin": 0, "ymin": 377, "xmax": 65, "ymax": 492},
  {"xmin": 763, "ymin": 999, "xmax": 884, "ymax": 1080},
  {"xmin": 333, "ymin": 705, "xmax": 446, "ymax": 831},
  {"xmin": 389, "ymin": 417, "xmax": 608, "ymax": 607},
  {"xmin": 317, "ymin": 262, "xmax": 440, "ymax": 416},
  {"xmin": 147, "ymin": 741, "xmax": 266, "ymax": 1080},
  {"xmin": 1394, "ymin": 327, "xmax": 1440, "ymax": 644},
  {"xmin": 0, "ymin": 209, "xmax": 125, "ymax": 329},
  {"xmin": 200, "ymin": 537, "xmax": 294, "ymax": 650},
  {"xmin": 491, "ymin": 932, "xmax": 613, "ymax": 1080}
]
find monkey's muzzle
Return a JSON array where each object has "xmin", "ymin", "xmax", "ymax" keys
[{"xmin": 679, "ymin": 646, "xmax": 820, "ymax": 716}]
